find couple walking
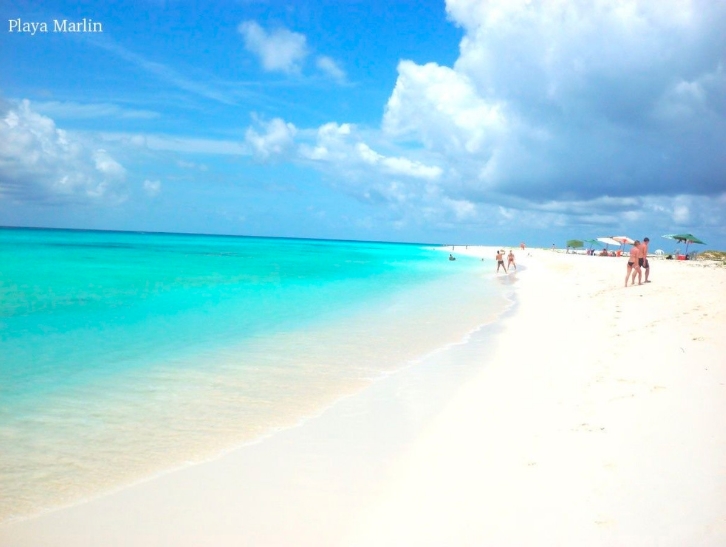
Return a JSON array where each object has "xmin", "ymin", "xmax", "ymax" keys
[{"xmin": 625, "ymin": 237, "xmax": 651, "ymax": 287}]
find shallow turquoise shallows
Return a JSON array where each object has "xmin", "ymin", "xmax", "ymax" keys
[
  {"xmin": 0, "ymin": 228, "xmax": 508, "ymax": 521},
  {"xmin": 1, "ymin": 229, "xmax": 454, "ymax": 398}
]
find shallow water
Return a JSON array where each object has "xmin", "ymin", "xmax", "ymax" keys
[{"xmin": 0, "ymin": 228, "xmax": 511, "ymax": 521}]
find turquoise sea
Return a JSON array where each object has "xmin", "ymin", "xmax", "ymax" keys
[{"xmin": 0, "ymin": 228, "xmax": 511, "ymax": 521}]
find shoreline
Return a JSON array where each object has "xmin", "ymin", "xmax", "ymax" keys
[
  {"xmin": 0, "ymin": 243, "xmax": 509, "ymax": 524},
  {"xmin": 0, "ymin": 282, "xmax": 516, "ymax": 546},
  {"xmin": 2, "ymin": 248, "xmax": 724, "ymax": 545}
]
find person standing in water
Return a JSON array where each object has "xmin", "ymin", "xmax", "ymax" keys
[
  {"xmin": 496, "ymin": 250, "xmax": 507, "ymax": 273},
  {"xmin": 507, "ymin": 250, "xmax": 516, "ymax": 270}
]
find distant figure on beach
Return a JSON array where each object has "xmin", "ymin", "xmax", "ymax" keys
[
  {"xmin": 600, "ymin": 248, "xmax": 609, "ymax": 256},
  {"xmin": 552, "ymin": 243, "xmax": 555, "ymax": 251},
  {"xmin": 449, "ymin": 254, "xmax": 456, "ymax": 261},
  {"xmin": 496, "ymin": 250, "xmax": 507, "ymax": 273},
  {"xmin": 520, "ymin": 242, "xmax": 525, "ymax": 251},
  {"xmin": 640, "ymin": 237, "xmax": 650, "ymax": 283},
  {"xmin": 507, "ymin": 250, "xmax": 516, "ymax": 270},
  {"xmin": 625, "ymin": 240, "xmax": 642, "ymax": 287}
]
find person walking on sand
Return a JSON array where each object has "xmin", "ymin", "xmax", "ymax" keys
[
  {"xmin": 625, "ymin": 240, "xmax": 642, "ymax": 287},
  {"xmin": 640, "ymin": 237, "xmax": 651, "ymax": 283},
  {"xmin": 496, "ymin": 250, "xmax": 507, "ymax": 273},
  {"xmin": 507, "ymin": 250, "xmax": 516, "ymax": 270}
]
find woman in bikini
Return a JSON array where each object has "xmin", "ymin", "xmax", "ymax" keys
[
  {"xmin": 507, "ymin": 250, "xmax": 516, "ymax": 270},
  {"xmin": 625, "ymin": 241, "xmax": 642, "ymax": 287}
]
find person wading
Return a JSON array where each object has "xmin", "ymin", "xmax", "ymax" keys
[{"xmin": 496, "ymin": 250, "xmax": 507, "ymax": 273}]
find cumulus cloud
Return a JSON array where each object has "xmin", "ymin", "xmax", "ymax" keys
[
  {"xmin": 238, "ymin": 21, "xmax": 348, "ymax": 85},
  {"xmin": 446, "ymin": 198, "xmax": 477, "ymax": 220},
  {"xmin": 355, "ymin": 143, "xmax": 442, "ymax": 180},
  {"xmin": 380, "ymin": 0, "xmax": 726, "ymax": 218},
  {"xmin": 238, "ymin": 21, "xmax": 308, "ymax": 74},
  {"xmin": 384, "ymin": 61, "xmax": 506, "ymax": 156},
  {"xmin": 298, "ymin": 122, "xmax": 352, "ymax": 162},
  {"xmin": 297, "ymin": 121, "xmax": 442, "ymax": 186},
  {"xmin": 0, "ymin": 100, "xmax": 126, "ymax": 203},
  {"xmin": 244, "ymin": 117, "xmax": 298, "ymax": 161}
]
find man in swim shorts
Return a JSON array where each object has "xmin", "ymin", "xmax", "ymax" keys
[
  {"xmin": 639, "ymin": 237, "xmax": 650, "ymax": 283},
  {"xmin": 496, "ymin": 250, "xmax": 507, "ymax": 273},
  {"xmin": 625, "ymin": 240, "xmax": 642, "ymax": 287},
  {"xmin": 507, "ymin": 250, "xmax": 516, "ymax": 270}
]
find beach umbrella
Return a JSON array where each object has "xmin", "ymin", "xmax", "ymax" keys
[
  {"xmin": 662, "ymin": 233, "xmax": 706, "ymax": 254},
  {"xmin": 566, "ymin": 239, "xmax": 584, "ymax": 249},
  {"xmin": 610, "ymin": 235, "xmax": 634, "ymax": 253},
  {"xmin": 583, "ymin": 239, "xmax": 603, "ymax": 250},
  {"xmin": 611, "ymin": 236, "xmax": 634, "ymax": 246},
  {"xmin": 597, "ymin": 237, "xmax": 620, "ymax": 249}
]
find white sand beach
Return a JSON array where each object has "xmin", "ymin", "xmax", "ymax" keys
[
  {"xmin": 347, "ymin": 247, "xmax": 726, "ymax": 546},
  {"xmin": 2, "ymin": 247, "xmax": 724, "ymax": 546}
]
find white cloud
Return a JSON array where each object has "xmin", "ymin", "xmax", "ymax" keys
[
  {"xmin": 0, "ymin": 100, "xmax": 126, "ymax": 203},
  {"xmin": 177, "ymin": 159, "xmax": 208, "ymax": 171},
  {"xmin": 296, "ymin": 121, "xmax": 442, "ymax": 183},
  {"xmin": 672, "ymin": 204, "xmax": 690, "ymax": 224},
  {"xmin": 244, "ymin": 117, "xmax": 297, "ymax": 161},
  {"xmin": 265, "ymin": 0, "xmax": 719, "ymax": 237},
  {"xmin": 101, "ymin": 132, "xmax": 246, "ymax": 155},
  {"xmin": 316, "ymin": 56, "xmax": 346, "ymax": 82},
  {"xmin": 378, "ymin": 0, "xmax": 726, "ymax": 209},
  {"xmin": 91, "ymin": 37, "xmax": 237, "ymax": 105},
  {"xmin": 33, "ymin": 101, "xmax": 160, "ymax": 120},
  {"xmin": 652, "ymin": 68, "xmax": 726, "ymax": 122},
  {"xmin": 143, "ymin": 179, "xmax": 162, "ymax": 197},
  {"xmin": 298, "ymin": 122, "xmax": 353, "ymax": 162},
  {"xmin": 355, "ymin": 143, "xmax": 442, "ymax": 180},
  {"xmin": 238, "ymin": 21, "xmax": 308, "ymax": 74},
  {"xmin": 384, "ymin": 60, "xmax": 506, "ymax": 156},
  {"xmin": 448, "ymin": 198, "xmax": 476, "ymax": 220}
]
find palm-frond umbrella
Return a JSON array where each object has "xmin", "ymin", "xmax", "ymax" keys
[
  {"xmin": 566, "ymin": 239, "xmax": 585, "ymax": 249},
  {"xmin": 663, "ymin": 233, "xmax": 706, "ymax": 255}
]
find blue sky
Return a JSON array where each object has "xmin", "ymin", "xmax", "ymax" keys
[{"xmin": 2, "ymin": 0, "xmax": 725, "ymax": 249}]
